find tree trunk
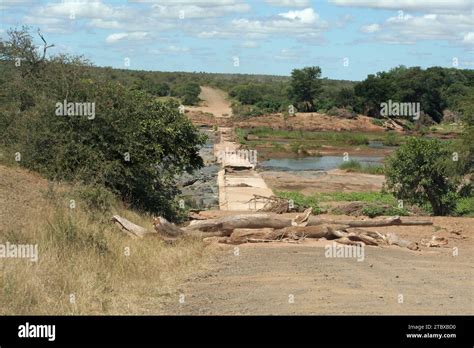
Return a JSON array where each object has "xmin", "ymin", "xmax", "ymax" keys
[
  {"xmin": 307, "ymin": 216, "xmax": 432, "ymax": 227},
  {"xmin": 184, "ymin": 214, "xmax": 293, "ymax": 235}
]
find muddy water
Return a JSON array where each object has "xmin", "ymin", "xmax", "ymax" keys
[{"xmin": 259, "ymin": 155, "xmax": 384, "ymax": 171}]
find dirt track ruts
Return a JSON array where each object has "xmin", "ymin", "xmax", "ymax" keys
[{"xmin": 164, "ymin": 240, "xmax": 473, "ymax": 315}]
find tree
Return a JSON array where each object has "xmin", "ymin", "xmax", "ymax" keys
[
  {"xmin": 172, "ymin": 82, "xmax": 201, "ymax": 105},
  {"xmin": 229, "ymin": 84, "xmax": 263, "ymax": 105},
  {"xmin": 354, "ymin": 72, "xmax": 394, "ymax": 117},
  {"xmin": 0, "ymin": 27, "xmax": 206, "ymax": 221},
  {"xmin": 288, "ymin": 66, "xmax": 322, "ymax": 112},
  {"xmin": 385, "ymin": 137, "xmax": 460, "ymax": 215},
  {"xmin": 335, "ymin": 87, "xmax": 357, "ymax": 108}
]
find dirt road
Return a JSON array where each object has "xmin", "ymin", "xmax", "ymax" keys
[
  {"xmin": 186, "ymin": 86, "xmax": 232, "ymax": 118},
  {"xmin": 164, "ymin": 217, "xmax": 473, "ymax": 315}
]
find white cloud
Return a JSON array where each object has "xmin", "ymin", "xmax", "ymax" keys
[
  {"xmin": 150, "ymin": 0, "xmax": 250, "ymax": 19},
  {"xmin": 384, "ymin": 13, "xmax": 473, "ymax": 41},
  {"xmin": 88, "ymin": 19, "xmax": 122, "ymax": 29},
  {"xmin": 106, "ymin": 32, "xmax": 149, "ymax": 44},
  {"xmin": 227, "ymin": 8, "xmax": 327, "ymax": 40},
  {"xmin": 357, "ymin": 10, "xmax": 474, "ymax": 46},
  {"xmin": 329, "ymin": 0, "xmax": 472, "ymax": 13},
  {"xmin": 265, "ymin": 0, "xmax": 310, "ymax": 7},
  {"xmin": 463, "ymin": 32, "xmax": 474, "ymax": 45},
  {"xmin": 278, "ymin": 8, "xmax": 318, "ymax": 24},
  {"xmin": 36, "ymin": 0, "xmax": 122, "ymax": 19},
  {"xmin": 360, "ymin": 23, "xmax": 381, "ymax": 33}
]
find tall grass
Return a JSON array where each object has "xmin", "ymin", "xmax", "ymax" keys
[{"xmin": 0, "ymin": 165, "xmax": 208, "ymax": 314}]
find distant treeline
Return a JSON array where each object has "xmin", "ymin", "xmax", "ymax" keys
[
  {"xmin": 105, "ymin": 62, "xmax": 472, "ymax": 124},
  {"xmin": 226, "ymin": 66, "xmax": 474, "ymax": 123}
]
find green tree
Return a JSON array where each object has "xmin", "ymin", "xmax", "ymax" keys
[
  {"xmin": 385, "ymin": 137, "xmax": 460, "ymax": 215},
  {"xmin": 288, "ymin": 66, "xmax": 322, "ymax": 112},
  {"xmin": 229, "ymin": 84, "xmax": 263, "ymax": 105},
  {"xmin": 172, "ymin": 82, "xmax": 201, "ymax": 105},
  {"xmin": 0, "ymin": 27, "xmax": 206, "ymax": 221},
  {"xmin": 335, "ymin": 87, "xmax": 357, "ymax": 108}
]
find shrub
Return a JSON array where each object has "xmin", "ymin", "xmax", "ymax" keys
[
  {"xmin": 385, "ymin": 137, "xmax": 460, "ymax": 215},
  {"xmin": 275, "ymin": 191, "xmax": 321, "ymax": 214},
  {"xmin": 75, "ymin": 185, "xmax": 116, "ymax": 213},
  {"xmin": 0, "ymin": 34, "xmax": 206, "ymax": 221},
  {"xmin": 361, "ymin": 205, "xmax": 408, "ymax": 218}
]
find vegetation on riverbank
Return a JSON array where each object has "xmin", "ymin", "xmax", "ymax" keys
[
  {"xmin": 276, "ymin": 189, "xmax": 474, "ymax": 217},
  {"xmin": 339, "ymin": 160, "xmax": 384, "ymax": 175}
]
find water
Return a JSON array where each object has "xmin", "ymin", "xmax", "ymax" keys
[{"xmin": 259, "ymin": 155, "xmax": 384, "ymax": 171}]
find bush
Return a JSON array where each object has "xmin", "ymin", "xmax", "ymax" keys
[
  {"xmin": 230, "ymin": 84, "xmax": 263, "ymax": 105},
  {"xmin": 275, "ymin": 191, "xmax": 321, "ymax": 214},
  {"xmin": 0, "ymin": 30, "xmax": 206, "ymax": 222},
  {"xmin": 171, "ymin": 83, "xmax": 201, "ymax": 105},
  {"xmin": 75, "ymin": 185, "xmax": 116, "ymax": 213},
  {"xmin": 361, "ymin": 205, "xmax": 408, "ymax": 218},
  {"xmin": 454, "ymin": 196, "xmax": 474, "ymax": 216},
  {"xmin": 385, "ymin": 137, "xmax": 461, "ymax": 215}
]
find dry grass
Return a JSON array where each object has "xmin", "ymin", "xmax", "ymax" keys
[{"xmin": 0, "ymin": 164, "xmax": 209, "ymax": 314}]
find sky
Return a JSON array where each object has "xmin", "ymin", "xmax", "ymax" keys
[{"xmin": 1, "ymin": 0, "xmax": 473, "ymax": 80}]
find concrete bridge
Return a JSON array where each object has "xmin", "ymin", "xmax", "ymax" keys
[{"xmin": 215, "ymin": 127, "xmax": 274, "ymax": 211}]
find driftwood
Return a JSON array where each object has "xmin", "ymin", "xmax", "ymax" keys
[
  {"xmin": 386, "ymin": 232, "xmax": 419, "ymax": 250},
  {"xmin": 153, "ymin": 217, "xmax": 186, "ymax": 239},
  {"xmin": 111, "ymin": 215, "xmax": 156, "ymax": 238},
  {"xmin": 227, "ymin": 224, "xmax": 350, "ymax": 244},
  {"xmin": 113, "ymin": 213, "xmax": 425, "ymax": 251},
  {"xmin": 184, "ymin": 214, "xmax": 432, "ymax": 236},
  {"xmin": 420, "ymin": 236, "xmax": 448, "ymax": 247},
  {"xmin": 184, "ymin": 214, "xmax": 293, "ymax": 235},
  {"xmin": 307, "ymin": 216, "xmax": 432, "ymax": 227}
]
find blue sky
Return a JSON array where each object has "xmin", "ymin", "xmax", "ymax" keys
[{"xmin": 1, "ymin": 0, "xmax": 473, "ymax": 80}]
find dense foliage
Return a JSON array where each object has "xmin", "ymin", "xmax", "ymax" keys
[
  {"xmin": 354, "ymin": 66, "xmax": 474, "ymax": 122},
  {"xmin": 384, "ymin": 137, "xmax": 468, "ymax": 215},
  {"xmin": 0, "ymin": 27, "xmax": 206, "ymax": 220},
  {"xmin": 288, "ymin": 66, "xmax": 323, "ymax": 112}
]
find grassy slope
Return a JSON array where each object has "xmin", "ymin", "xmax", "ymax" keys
[{"xmin": 0, "ymin": 164, "xmax": 208, "ymax": 314}]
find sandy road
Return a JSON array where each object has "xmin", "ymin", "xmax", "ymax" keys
[
  {"xmin": 186, "ymin": 86, "xmax": 232, "ymax": 118},
  {"xmin": 164, "ymin": 217, "xmax": 473, "ymax": 315}
]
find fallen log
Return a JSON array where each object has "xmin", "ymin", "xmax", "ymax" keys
[
  {"xmin": 112, "ymin": 215, "xmax": 156, "ymax": 238},
  {"xmin": 229, "ymin": 228, "xmax": 279, "ymax": 244},
  {"xmin": 274, "ymin": 224, "xmax": 349, "ymax": 239},
  {"xmin": 153, "ymin": 216, "xmax": 186, "ymax": 239},
  {"xmin": 346, "ymin": 233, "xmax": 379, "ymax": 246},
  {"xmin": 184, "ymin": 214, "xmax": 293, "ymax": 235},
  {"xmin": 307, "ymin": 215, "xmax": 432, "ymax": 227},
  {"xmin": 228, "ymin": 224, "xmax": 348, "ymax": 244}
]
